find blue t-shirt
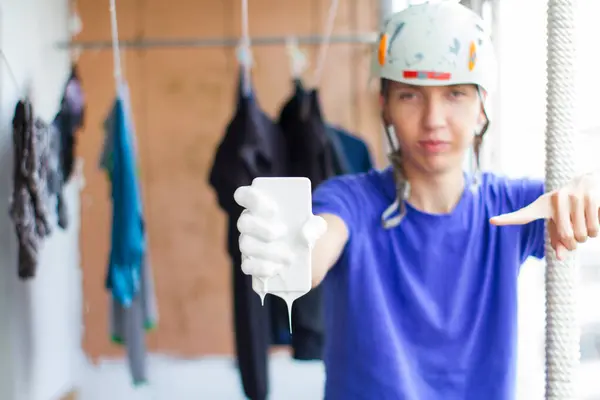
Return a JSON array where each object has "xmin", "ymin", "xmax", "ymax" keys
[{"xmin": 312, "ymin": 167, "xmax": 545, "ymax": 400}]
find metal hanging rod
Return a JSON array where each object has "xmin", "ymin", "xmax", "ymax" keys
[{"xmin": 56, "ymin": 33, "xmax": 378, "ymax": 51}]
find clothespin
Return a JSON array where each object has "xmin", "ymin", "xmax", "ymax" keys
[
  {"xmin": 68, "ymin": 9, "xmax": 83, "ymax": 37},
  {"xmin": 286, "ymin": 37, "xmax": 308, "ymax": 78},
  {"xmin": 68, "ymin": 3, "xmax": 83, "ymax": 64},
  {"xmin": 236, "ymin": 40, "xmax": 254, "ymax": 69},
  {"xmin": 236, "ymin": 39, "xmax": 253, "ymax": 96},
  {"xmin": 71, "ymin": 46, "xmax": 82, "ymax": 64}
]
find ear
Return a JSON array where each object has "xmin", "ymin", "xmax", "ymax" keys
[
  {"xmin": 477, "ymin": 107, "xmax": 487, "ymax": 126},
  {"xmin": 477, "ymin": 87, "xmax": 488, "ymax": 101}
]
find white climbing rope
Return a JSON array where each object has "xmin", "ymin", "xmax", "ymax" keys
[{"xmin": 544, "ymin": 0, "xmax": 580, "ymax": 398}]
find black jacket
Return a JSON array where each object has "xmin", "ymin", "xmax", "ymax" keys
[{"xmin": 208, "ymin": 71, "xmax": 288, "ymax": 400}]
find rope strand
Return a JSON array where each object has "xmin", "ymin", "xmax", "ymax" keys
[
  {"xmin": 109, "ymin": 0, "xmax": 123, "ymax": 89},
  {"xmin": 313, "ymin": 0, "xmax": 340, "ymax": 87},
  {"xmin": 240, "ymin": 0, "xmax": 251, "ymax": 95}
]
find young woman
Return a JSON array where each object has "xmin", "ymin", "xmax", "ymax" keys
[{"xmin": 234, "ymin": 2, "xmax": 599, "ymax": 399}]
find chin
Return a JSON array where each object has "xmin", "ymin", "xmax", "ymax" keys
[
  {"xmin": 404, "ymin": 153, "xmax": 461, "ymax": 176},
  {"xmin": 417, "ymin": 158, "xmax": 450, "ymax": 173},
  {"xmin": 426, "ymin": 166, "xmax": 452, "ymax": 176}
]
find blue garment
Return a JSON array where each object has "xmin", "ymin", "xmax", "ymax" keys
[
  {"xmin": 106, "ymin": 97, "xmax": 146, "ymax": 307},
  {"xmin": 312, "ymin": 167, "xmax": 545, "ymax": 400},
  {"xmin": 327, "ymin": 126, "xmax": 373, "ymax": 175}
]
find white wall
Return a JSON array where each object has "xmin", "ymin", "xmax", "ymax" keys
[{"xmin": 0, "ymin": 1, "xmax": 83, "ymax": 399}]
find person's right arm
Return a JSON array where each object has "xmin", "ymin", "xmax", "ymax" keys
[
  {"xmin": 310, "ymin": 175, "xmax": 360, "ymax": 285},
  {"xmin": 310, "ymin": 213, "xmax": 348, "ymax": 287}
]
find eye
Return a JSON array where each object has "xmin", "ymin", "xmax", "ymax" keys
[
  {"xmin": 397, "ymin": 92, "xmax": 416, "ymax": 100},
  {"xmin": 449, "ymin": 90, "xmax": 466, "ymax": 98}
]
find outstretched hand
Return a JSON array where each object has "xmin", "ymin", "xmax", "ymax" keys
[
  {"xmin": 233, "ymin": 184, "xmax": 327, "ymax": 281},
  {"xmin": 490, "ymin": 175, "xmax": 600, "ymax": 260}
]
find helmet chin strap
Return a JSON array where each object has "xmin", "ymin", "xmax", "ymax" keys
[
  {"xmin": 471, "ymin": 86, "xmax": 490, "ymax": 185},
  {"xmin": 382, "ymin": 148, "xmax": 410, "ymax": 229},
  {"xmin": 380, "ymin": 110, "xmax": 410, "ymax": 229}
]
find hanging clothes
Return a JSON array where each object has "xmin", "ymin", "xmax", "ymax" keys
[
  {"xmin": 102, "ymin": 88, "xmax": 145, "ymax": 310},
  {"xmin": 54, "ymin": 63, "xmax": 85, "ymax": 183},
  {"xmin": 270, "ymin": 80, "xmax": 373, "ymax": 350},
  {"xmin": 45, "ymin": 121, "xmax": 68, "ymax": 229},
  {"xmin": 22, "ymin": 65, "xmax": 86, "ymax": 233},
  {"xmin": 99, "ymin": 83, "xmax": 158, "ymax": 386},
  {"xmin": 275, "ymin": 80, "xmax": 340, "ymax": 361},
  {"xmin": 278, "ymin": 80, "xmax": 335, "ymax": 185},
  {"xmin": 9, "ymin": 100, "xmax": 53, "ymax": 279},
  {"xmin": 327, "ymin": 125, "xmax": 373, "ymax": 175},
  {"xmin": 209, "ymin": 70, "xmax": 288, "ymax": 400},
  {"xmin": 325, "ymin": 125, "xmax": 352, "ymax": 176},
  {"xmin": 280, "ymin": 81, "xmax": 372, "ymax": 178}
]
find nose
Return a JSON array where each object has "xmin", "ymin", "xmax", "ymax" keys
[{"xmin": 422, "ymin": 96, "xmax": 446, "ymax": 130}]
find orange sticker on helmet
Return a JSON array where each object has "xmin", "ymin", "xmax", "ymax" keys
[
  {"xmin": 378, "ymin": 34, "xmax": 388, "ymax": 66},
  {"xmin": 468, "ymin": 41, "xmax": 477, "ymax": 71}
]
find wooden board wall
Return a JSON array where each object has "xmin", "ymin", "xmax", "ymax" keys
[{"xmin": 75, "ymin": 0, "xmax": 383, "ymax": 359}]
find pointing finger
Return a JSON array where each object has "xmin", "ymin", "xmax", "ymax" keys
[{"xmin": 490, "ymin": 193, "xmax": 553, "ymax": 226}]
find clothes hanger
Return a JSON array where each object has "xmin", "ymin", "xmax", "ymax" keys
[
  {"xmin": 109, "ymin": 0, "xmax": 123, "ymax": 92},
  {"xmin": 236, "ymin": 41, "xmax": 253, "ymax": 97},
  {"xmin": 311, "ymin": 0, "xmax": 340, "ymax": 89},
  {"xmin": 0, "ymin": 4, "xmax": 26, "ymax": 101},
  {"xmin": 300, "ymin": 0, "xmax": 340, "ymax": 120},
  {"xmin": 65, "ymin": 0, "xmax": 83, "ymax": 79},
  {"xmin": 286, "ymin": 36, "xmax": 308, "ymax": 82},
  {"xmin": 0, "ymin": 50, "xmax": 21, "ymax": 97},
  {"xmin": 237, "ymin": 0, "xmax": 253, "ymax": 97},
  {"xmin": 70, "ymin": 47, "xmax": 82, "ymax": 67}
]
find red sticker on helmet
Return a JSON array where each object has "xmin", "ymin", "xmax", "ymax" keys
[{"xmin": 403, "ymin": 70, "xmax": 452, "ymax": 80}]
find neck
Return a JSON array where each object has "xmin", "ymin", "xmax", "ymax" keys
[{"xmin": 402, "ymin": 165, "xmax": 466, "ymax": 215}]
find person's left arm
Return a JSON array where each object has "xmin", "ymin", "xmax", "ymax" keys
[{"xmin": 491, "ymin": 173, "xmax": 600, "ymax": 260}]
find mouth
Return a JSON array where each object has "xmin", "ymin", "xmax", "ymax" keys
[{"xmin": 418, "ymin": 140, "xmax": 451, "ymax": 153}]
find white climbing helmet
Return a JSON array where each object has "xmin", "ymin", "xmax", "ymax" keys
[{"xmin": 375, "ymin": 0, "xmax": 497, "ymax": 94}]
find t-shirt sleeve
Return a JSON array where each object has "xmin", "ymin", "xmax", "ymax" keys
[
  {"xmin": 312, "ymin": 176, "xmax": 359, "ymax": 237},
  {"xmin": 503, "ymin": 178, "xmax": 546, "ymax": 260}
]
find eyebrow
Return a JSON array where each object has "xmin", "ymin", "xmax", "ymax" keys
[{"xmin": 389, "ymin": 83, "xmax": 419, "ymax": 90}]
